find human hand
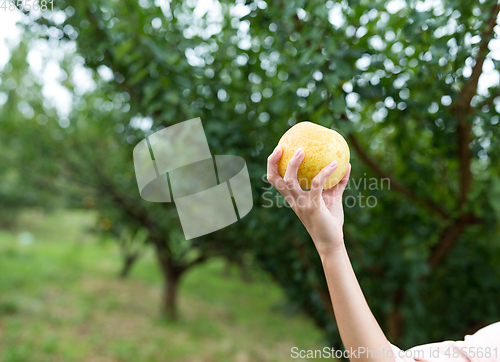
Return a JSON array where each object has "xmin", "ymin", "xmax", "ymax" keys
[{"xmin": 266, "ymin": 145, "xmax": 351, "ymax": 257}]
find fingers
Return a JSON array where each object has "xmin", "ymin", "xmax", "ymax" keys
[
  {"xmin": 335, "ymin": 163, "xmax": 351, "ymax": 194},
  {"xmin": 338, "ymin": 163, "xmax": 351, "ymax": 191},
  {"xmin": 324, "ymin": 163, "xmax": 351, "ymax": 198},
  {"xmin": 266, "ymin": 145, "xmax": 285, "ymax": 190},
  {"xmin": 310, "ymin": 160, "xmax": 338, "ymax": 200},
  {"xmin": 283, "ymin": 148, "xmax": 304, "ymax": 193},
  {"xmin": 267, "ymin": 145, "xmax": 282, "ymax": 169}
]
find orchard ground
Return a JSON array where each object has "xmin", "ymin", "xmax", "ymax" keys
[{"xmin": 0, "ymin": 210, "xmax": 326, "ymax": 362}]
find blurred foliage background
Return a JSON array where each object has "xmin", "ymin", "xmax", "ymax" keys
[{"xmin": 1, "ymin": 0, "xmax": 500, "ymax": 361}]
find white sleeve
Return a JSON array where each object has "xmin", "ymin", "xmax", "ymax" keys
[{"xmin": 388, "ymin": 322, "xmax": 500, "ymax": 362}]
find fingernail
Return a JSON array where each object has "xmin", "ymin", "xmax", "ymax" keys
[
  {"xmin": 294, "ymin": 148, "xmax": 303, "ymax": 157},
  {"xmin": 329, "ymin": 160, "xmax": 338, "ymax": 168},
  {"xmin": 273, "ymin": 145, "xmax": 280, "ymax": 154}
]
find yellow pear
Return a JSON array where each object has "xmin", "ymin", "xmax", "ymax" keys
[{"xmin": 277, "ymin": 122, "xmax": 350, "ymax": 190}]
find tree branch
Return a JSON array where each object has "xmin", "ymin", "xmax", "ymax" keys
[
  {"xmin": 348, "ymin": 134, "xmax": 449, "ymax": 219},
  {"xmin": 455, "ymin": 115, "xmax": 472, "ymax": 209},
  {"xmin": 454, "ymin": 3, "xmax": 500, "ymax": 113},
  {"xmin": 179, "ymin": 254, "xmax": 209, "ymax": 274},
  {"xmin": 427, "ymin": 212, "xmax": 483, "ymax": 269},
  {"xmin": 452, "ymin": 3, "xmax": 500, "ymax": 209},
  {"xmin": 427, "ymin": 4, "xmax": 500, "ymax": 268}
]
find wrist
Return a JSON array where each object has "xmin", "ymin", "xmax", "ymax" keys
[{"xmin": 314, "ymin": 239, "xmax": 347, "ymax": 264}]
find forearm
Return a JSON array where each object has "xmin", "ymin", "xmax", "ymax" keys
[
  {"xmin": 266, "ymin": 149, "xmax": 387, "ymax": 359},
  {"xmin": 319, "ymin": 242, "xmax": 395, "ymax": 362}
]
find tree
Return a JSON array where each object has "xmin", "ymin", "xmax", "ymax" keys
[
  {"xmin": 0, "ymin": 37, "xmax": 229, "ymax": 320},
  {"xmin": 236, "ymin": 0, "xmax": 500, "ymax": 346}
]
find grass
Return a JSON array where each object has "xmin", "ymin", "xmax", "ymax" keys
[{"xmin": 0, "ymin": 209, "xmax": 326, "ymax": 361}]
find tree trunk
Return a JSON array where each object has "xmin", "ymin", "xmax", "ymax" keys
[
  {"xmin": 164, "ymin": 270, "xmax": 180, "ymax": 320},
  {"xmin": 150, "ymin": 237, "xmax": 209, "ymax": 320},
  {"xmin": 119, "ymin": 253, "xmax": 139, "ymax": 279},
  {"xmin": 237, "ymin": 256, "xmax": 253, "ymax": 283},
  {"xmin": 221, "ymin": 259, "xmax": 231, "ymax": 278},
  {"xmin": 387, "ymin": 288, "xmax": 404, "ymax": 345},
  {"xmin": 151, "ymin": 238, "xmax": 182, "ymax": 320}
]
